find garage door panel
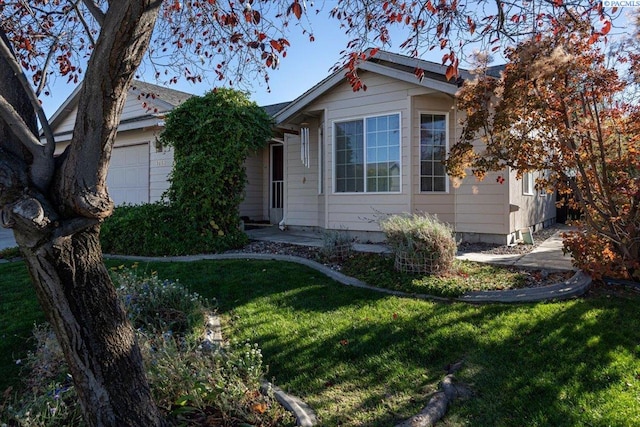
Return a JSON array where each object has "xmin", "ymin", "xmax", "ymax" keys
[{"xmin": 107, "ymin": 144, "xmax": 149, "ymax": 205}]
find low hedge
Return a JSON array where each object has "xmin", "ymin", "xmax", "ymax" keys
[{"xmin": 100, "ymin": 203, "xmax": 247, "ymax": 256}]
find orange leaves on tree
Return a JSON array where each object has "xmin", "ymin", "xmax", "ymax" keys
[
  {"xmin": 288, "ymin": 1, "xmax": 303, "ymax": 19},
  {"xmin": 467, "ymin": 16, "xmax": 476, "ymax": 35},
  {"xmin": 269, "ymin": 38, "xmax": 289, "ymax": 56},
  {"xmin": 425, "ymin": 0, "xmax": 437, "ymax": 14}
]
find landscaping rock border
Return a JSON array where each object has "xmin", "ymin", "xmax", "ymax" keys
[{"xmin": 204, "ymin": 312, "xmax": 319, "ymax": 426}]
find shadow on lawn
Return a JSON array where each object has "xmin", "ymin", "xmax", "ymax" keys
[{"xmin": 130, "ymin": 259, "xmax": 640, "ymax": 426}]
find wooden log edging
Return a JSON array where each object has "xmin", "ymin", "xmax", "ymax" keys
[{"xmin": 395, "ymin": 361, "xmax": 472, "ymax": 427}]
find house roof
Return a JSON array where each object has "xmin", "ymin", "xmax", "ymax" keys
[
  {"xmin": 273, "ymin": 49, "xmax": 474, "ymax": 126},
  {"xmin": 262, "ymin": 101, "xmax": 292, "ymax": 117},
  {"xmin": 47, "ymin": 80, "xmax": 194, "ymax": 133}
]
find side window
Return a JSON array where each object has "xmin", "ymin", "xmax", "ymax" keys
[
  {"xmin": 523, "ymin": 172, "xmax": 534, "ymax": 195},
  {"xmin": 420, "ymin": 113, "xmax": 448, "ymax": 192}
]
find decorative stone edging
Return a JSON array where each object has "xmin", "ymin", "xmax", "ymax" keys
[{"xmin": 107, "ymin": 252, "xmax": 592, "ymax": 304}]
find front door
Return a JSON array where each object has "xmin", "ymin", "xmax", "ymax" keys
[{"xmin": 270, "ymin": 144, "xmax": 284, "ymax": 224}]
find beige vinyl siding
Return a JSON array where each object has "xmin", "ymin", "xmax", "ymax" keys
[
  {"xmin": 54, "ymin": 105, "xmax": 78, "ymax": 138},
  {"xmin": 284, "ymin": 131, "xmax": 320, "ymax": 227},
  {"xmin": 149, "ymin": 145, "xmax": 173, "ymax": 202},
  {"xmin": 310, "ymin": 72, "xmax": 419, "ymax": 231},
  {"xmin": 239, "ymin": 148, "xmax": 266, "ymax": 221},
  {"xmin": 411, "ymin": 93, "xmax": 456, "ymax": 225},
  {"xmin": 451, "ymin": 172, "xmax": 510, "ymax": 235},
  {"xmin": 327, "ymin": 195, "xmax": 410, "ymax": 231},
  {"xmin": 508, "ymin": 168, "xmax": 556, "ymax": 232}
]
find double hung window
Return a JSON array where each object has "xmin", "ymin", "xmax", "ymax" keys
[
  {"xmin": 419, "ymin": 113, "xmax": 448, "ymax": 192},
  {"xmin": 335, "ymin": 113, "xmax": 401, "ymax": 193}
]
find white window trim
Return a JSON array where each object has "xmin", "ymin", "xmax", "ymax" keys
[
  {"xmin": 523, "ymin": 172, "xmax": 534, "ymax": 196},
  {"xmin": 332, "ymin": 112, "xmax": 402, "ymax": 194},
  {"xmin": 419, "ymin": 111, "xmax": 450, "ymax": 194}
]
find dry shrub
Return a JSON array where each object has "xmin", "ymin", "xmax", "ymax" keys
[{"xmin": 380, "ymin": 213, "xmax": 457, "ymax": 274}]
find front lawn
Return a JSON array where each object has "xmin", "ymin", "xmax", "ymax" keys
[{"xmin": 2, "ymin": 258, "xmax": 639, "ymax": 426}]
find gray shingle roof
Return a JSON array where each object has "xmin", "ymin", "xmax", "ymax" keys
[
  {"xmin": 262, "ymin": 101, "xmax": 291, "ymax": 117},
  {"xmin": 129, "ymin": 80, "xmax": 194, "ymax": 109}
]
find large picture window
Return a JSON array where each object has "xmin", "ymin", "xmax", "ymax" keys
[
  {"xmin": 420, "ymin": 113, "xmax": 448, "ymax": 192},
  {"xmin": 335, "ymin": 113, "xmax": 401, "ymax": 193}
]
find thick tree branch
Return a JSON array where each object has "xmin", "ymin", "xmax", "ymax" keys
[
  {"xmin": 57, "ymin": 0, "xmax": 162, "ymax": 218},
  {"xmin": 0, "ymin": 94, "xmax": 44, "ymax": 149},
  {"xmin": 0, "ymin": 33, "xmax": 56, "ymax": 149}
]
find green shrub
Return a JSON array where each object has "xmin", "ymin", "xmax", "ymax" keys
[
  {"xmin": 380, "ymin": 213, "xmax": 457, "ymax": 274},
  {"xmin": 0, "ymin": 245, "xmax": 21, "ymax": 260},
  {"xmin": 112, "ymin": 265, "xmax": 211, "ymax": 335},
  {"xmin": 161, "ymin": 88, "xmax": 273, "ymax": 246},
  {"xmin": 100, "ymin": 203, "xmax": 247, "ymax": 256}
]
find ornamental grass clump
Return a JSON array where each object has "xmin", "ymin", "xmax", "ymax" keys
[{"xmin": 380, "ymin": 213, "xmax": 457, "ymax": 274}]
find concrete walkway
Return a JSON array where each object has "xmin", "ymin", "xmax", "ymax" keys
[
  {"xmin": 457, "ymin": 229, "xmax": 575, "ymax": 272},
  {"xmin": 247, "ymin": 225, "xmax": 576, "ymax": 271},
  {"xmin": 0, "ymin": 227, "xmax": 16, "ymax": 251}
]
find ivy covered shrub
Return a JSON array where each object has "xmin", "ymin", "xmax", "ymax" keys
[
  {"xmin": 380, "ymin": 213, "xmax": 457, "ymax": 274},
  {"xmin": 161, "ymin": 88, "xmax": 273, "ymax": 247},
  {"xmin": 101, "ymin": 88, "xmax": 272, "ymax": 256}
]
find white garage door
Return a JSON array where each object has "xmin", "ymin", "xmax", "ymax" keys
[{"xmin": 107, "ymin": 143, "xmax": 149, "ymax": 205}]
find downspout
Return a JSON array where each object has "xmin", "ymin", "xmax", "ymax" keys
[
  {"xmin": 279, "ymin": 134, "xmax": 289, "ymax": 230},
  {"xmin": 453, "ymin": 100, "xmax": 458, "ymax": 236}
]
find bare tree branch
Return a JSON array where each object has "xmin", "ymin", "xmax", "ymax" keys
[
  {"xmin": 82, "ymin": 0, "xmax": 105, "ymax": 26},
  {"xmin": 75, "ymin": 0, "xmax": 98, "ymax": 45}
]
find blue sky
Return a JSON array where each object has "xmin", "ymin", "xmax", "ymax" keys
[{"xmin": 39, "ymin": 5, "xmax": 636, "ymax": 118}]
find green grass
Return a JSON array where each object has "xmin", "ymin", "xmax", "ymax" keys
[
  {"xmin": 0, "ymin": 261, "xmax": 46, "ymax": 391},
  {"xmin": 3, "ymin": 258, "xmax": 640, "ymax": 426}
]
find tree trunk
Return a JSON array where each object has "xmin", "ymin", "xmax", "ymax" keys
[
  {"xmin": 1, "ymin": 2, "xmax": 167, "ymax": 424},
  {"xmin": 16, "ymin": 225, "xmax": 166, "ymax": 427}
]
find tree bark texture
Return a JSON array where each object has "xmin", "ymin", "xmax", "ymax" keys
[
  {"xmin": 0, "ymin": 1, "xmax": 166, "ymax": 426},
  {"xmin": 17, "ymin": 227, "xmax": 165, "ymax": 427}
]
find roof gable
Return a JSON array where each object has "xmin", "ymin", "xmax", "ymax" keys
[
  {"xmin": 274, "ymin": 49, "xmax": 470, "ymax": 125},
  {"xmin": 47, "ymin": 80, "xmax": 194, "ymax": 139}
]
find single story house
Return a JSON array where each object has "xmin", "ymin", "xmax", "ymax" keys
[
  {"xmin": 49, "ymin": 80, "xmax": 188, "ymax": 204},
  {"xmin": 48, "ymin": 50, "xmax": 556, "ymax": 245}
]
